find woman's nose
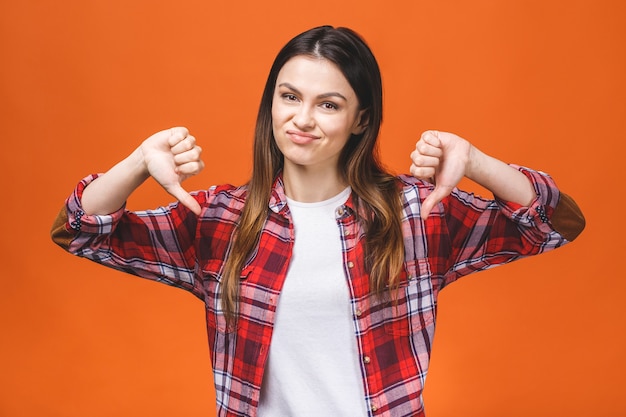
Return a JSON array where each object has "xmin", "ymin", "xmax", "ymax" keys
[{"xmin": 292, "ymin": 105, "xmax": 314, "ymax": 130}]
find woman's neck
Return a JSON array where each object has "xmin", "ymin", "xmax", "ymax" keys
[{"xmin": 282, "ymin": 164, "xmax": 348, "ymax": 203}]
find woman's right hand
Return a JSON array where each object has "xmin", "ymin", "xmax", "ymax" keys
[
  {"xmin": 81, "ymin": 127, "xmax": 204, "ymax": 216},
  {"xmin": 139, "ymin": 127, "xmax": 205, "ymax": 215}
]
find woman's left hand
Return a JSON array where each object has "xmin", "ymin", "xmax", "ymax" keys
[{"xmin": 410, "ymin": 130, "xmax": 472, "ymax": 219}]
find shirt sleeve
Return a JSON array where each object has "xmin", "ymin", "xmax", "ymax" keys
[
  {"xmin": 51, "ymin": 174, "xmax": 207, "ymax": 299},
  {"xmin": 439, "ymin": 166, "xmax": 576, "ymax": 286}
]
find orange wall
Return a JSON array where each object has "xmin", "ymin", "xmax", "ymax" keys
[{"xmin": 1, "ymin": 1, "xmax": 624, "ymax": 416}]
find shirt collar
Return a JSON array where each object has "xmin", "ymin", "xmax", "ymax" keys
[
  {"xmin": 268, "ymin": 172, "xmax": 357, "ymax": 216},
  {"xmin": 268, "ymin": 175, "xmax": 289, "ymax": 214}
]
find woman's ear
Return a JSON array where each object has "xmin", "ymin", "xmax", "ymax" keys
[{"xmin": 351, "ymin": 108, "xmax": 369, "ymax": 135}]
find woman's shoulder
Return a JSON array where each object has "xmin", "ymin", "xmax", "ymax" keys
[
  {"xmin": 199, "ymin": 183, "xmax": 249, "ymax": 205},
  {"xmin": 395, "ymin": 174, "xmax": 433, "ymax": 191}
]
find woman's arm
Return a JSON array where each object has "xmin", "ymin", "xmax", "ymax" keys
[
  {"xmin": 410, "ymin": 130, "xmax": 585, "ymax": 239},
  {"xmin": 411, "ymin": 130, "xmax": 535, "ymax": 218},
  {"xmin": 50, "ymin": 127, "xmax": 207, "ymax": 297},
  {"xmin": 81, "ymin": 127, "xmax": 204, "ymax": 215}
]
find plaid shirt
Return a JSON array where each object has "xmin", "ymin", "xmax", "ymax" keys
[{"xmin": 53, "ymin": 166, "xmax": 568, "ymax": 417}]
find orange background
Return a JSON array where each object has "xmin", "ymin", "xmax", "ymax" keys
[{"xmin": 1, "ymin": 1, "xmax": 624, "ymax": 416}]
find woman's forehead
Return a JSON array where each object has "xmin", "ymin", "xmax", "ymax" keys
[{"xmin": 276, "ymin": 56, "xmax": 356, "ymax": 99}]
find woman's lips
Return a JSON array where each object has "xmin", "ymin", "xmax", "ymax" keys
[{"xmin": 286, "ymin": 130, "xmax": 319, "ymax": 145}]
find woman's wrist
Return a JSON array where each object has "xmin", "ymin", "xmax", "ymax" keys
[{"xmin": 81, "ymin": 148, "xmax": 150, "ymax": 215}]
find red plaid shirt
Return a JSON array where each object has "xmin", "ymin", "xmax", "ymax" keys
[{"xmin": 55, "ymin": 166, "xmax": 568, "ymax": 417}]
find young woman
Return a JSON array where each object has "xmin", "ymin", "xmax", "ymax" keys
[{"xmin": 52, "ymin": 26, "xmax": 585, "ymax": 417}]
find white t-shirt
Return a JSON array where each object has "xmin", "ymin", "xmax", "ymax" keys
[{"xmin": 258, "ymin": 187, "xmax": 368, "ymax": 417}]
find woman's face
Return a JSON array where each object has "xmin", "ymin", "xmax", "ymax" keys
[{"xmin": 272, "ymin": 55, "xmax": 365, "ymax": 175}]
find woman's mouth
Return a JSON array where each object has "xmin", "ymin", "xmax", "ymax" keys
[{"xmin": 286, "ymin": 130, "xmax": 319, "ymax": 145}]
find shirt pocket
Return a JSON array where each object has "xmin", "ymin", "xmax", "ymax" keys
[{"xmin": 384, "ymin": 258, "xmax": 436, "ymax": 337}]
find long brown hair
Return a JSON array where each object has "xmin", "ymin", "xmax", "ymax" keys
[{"xmin": 221, "ymin": 26, "xmax": 404, "ymax": 322}]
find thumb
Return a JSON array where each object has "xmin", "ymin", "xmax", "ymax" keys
[
  {"xmin": 420, "ymin": 184, "xmax": 452, "ymax": 220},
  {"xmin": 166, "ymin": 183, "xmax": 201, "ymax": 216}
]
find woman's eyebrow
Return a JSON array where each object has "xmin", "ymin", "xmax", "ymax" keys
[{"xmin": 278, "ymin": 82, "xmax": 348, "ymax": 102}]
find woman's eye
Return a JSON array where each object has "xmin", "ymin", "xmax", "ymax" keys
[
  {"xmin": 283, "ymin": 94, "xmax": 298, "ymax": 102},
  {"xmin": 321, "ymin": 102, "xmax": 338, "ymax": 110}
]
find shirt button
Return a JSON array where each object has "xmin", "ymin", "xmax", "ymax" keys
[
  {"xmin": 371, "ymin": 404, "xmax": 378, "ymax": 412},
  {"xmin": 363, "ymin": 355, "xmax": 371, "ymax": 364},
  {"xmin": 355, "ymin": 309, "xmax": 362, "ymax": 317},
  {"xmin": 347, "ymin": 261, "xmax": 354, "ymax": 268},
  {"xmin": 336, "ymin": 207, "xmax": 344, "ymax": 216}
]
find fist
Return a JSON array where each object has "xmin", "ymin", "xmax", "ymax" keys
[
  {"xmin": 410, "ymin": 130, "xmax": 471, "ymax": 219},
  {"xmin": 140, "ymin": 127, "xmax": 205, "ymax": 215}
]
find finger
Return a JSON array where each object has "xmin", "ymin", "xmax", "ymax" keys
[
  {"xmin": 409, "ymin": 163, "xmax": 435, "ymax": 181},
  {"xmin": 175, "ymin": 160, "xmax": 205, "ymax": 177},
  {"xmin": 167, "ymin": 127, "xmax": 190, "ymax": 147},
  {"xmin": 420, "ymin": 184, "xmax": 453, "ymax": 220},
  {"xmin": 421, "ymin": 130, "xmax": 442, "ymax": 148},
  {"xmin": 174, "ymin": 145, "xmax": 202, "ymax": 165},
  {"xmin": 415, "ymin": 136, "xmax": 443, "ymax": 158},
  {"xmin": 171, "ymin": 135, "xmax": 196, "ymax": 154},
  {"xmin": 166, "ymin": 183, "xmax": 202, "ymax": 216},
  {"xmin": 410, "ymin": 149, "xmax": 441, "ymax": 169}
]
